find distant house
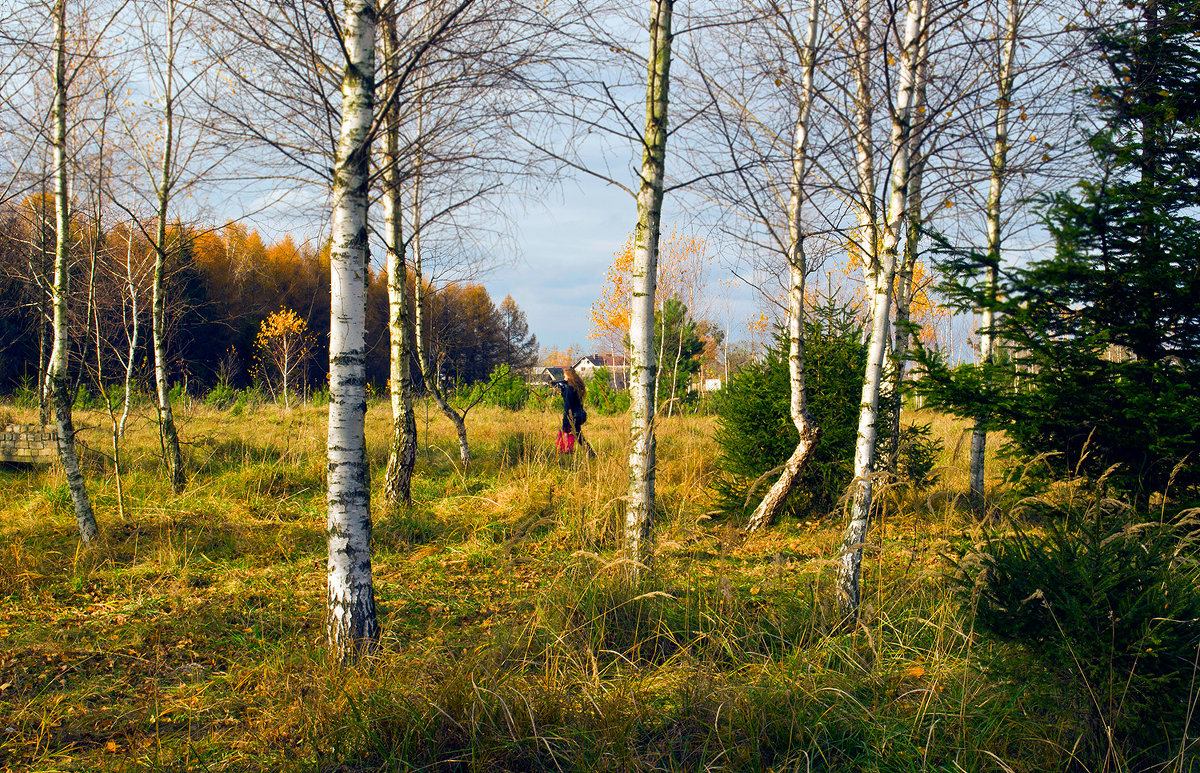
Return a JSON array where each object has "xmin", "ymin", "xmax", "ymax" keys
[
  {"xmin": 574, "ymin": 353, "xmax": 629, "ymax": 390},
  {"xmin": 540, "ymin": 366, "xmax": 566, "ymax": 384}
]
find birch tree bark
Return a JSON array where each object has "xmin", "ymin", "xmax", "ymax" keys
[
  {"xmin": 886, "ymin": 6, "xmax": 930, "ymax": 472},
  {"xmin": 625, "ymin": 0, "xmax": 673, "ymax": 578},
  {"xmin": 47, "ymin": 0, "xmax": 98, "ymax": 543},
  {"xmin": 35, "ymin": 194, "xmax": 53, "ymax": 427},
  {"xmin": 849, "ymin": 0, "xmax": 879, "ymax": 291},
  {"xmin": 149, "ymin": 0, "xmax": 185, "ymax": 493},
  {"xmin": 745, "ymin": 0, "xmax": 822, "ymax": 533},
  {"xmin": 836, "ymin": 0, "xmax": 926, "ymax": 620},
  {"xmin": 326, "ymin": 0, "xmax": 378, "ymax": 661},
  {"xmin": 100, "ymin": 230, "xmax": 141, "ymax": 522},
  {"xmin": 381, "ymin": 10, "xmax": 418, "ymax": 506},
  {"xmin": 970, "ymin": 0, "xmax": 1020, "ymax": 509}
]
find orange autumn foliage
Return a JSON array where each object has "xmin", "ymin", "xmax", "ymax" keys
[
  {"xmin": 838, "ymin": 249, "xmax": 950, "ymax": 349},
  {"xmin": 588, "ymin": 229, "xmax": 709, "ymax": 354}
]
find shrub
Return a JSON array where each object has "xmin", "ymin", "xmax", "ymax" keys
[
  {"xmin": 229, "ymin": 387, "xmax": 264, "ymax": 416},
  {"xmin": 711, "ymin": 297, "xmax": 867, "ymax": 521},
  {"xmin": 954, "ymin": 503, "xmax": 1200, "ymax": 768},
  {"xmin": 204, "ymin": 383, "xmax": 239, "ymax": 409},
  {"xmin": 893, "ymin": 422, "xmax": 943, "ymax": 489},
  {"xmin": 73, "ymin": 384, "xmax": 100, "ymax": 409},
  {"xmin": 587, "ymin": 367, "xmax": 630, "ymax": 416},
  {"xmin": 454, "ymin": 365, "xmax": 529, "ymax": 411},
  {"xmin": 12, "ymin": 374, "xmax": 38, "ymax": 409}
]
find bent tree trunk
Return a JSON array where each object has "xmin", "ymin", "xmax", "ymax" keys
[
  {"xmin": 836, "ymin": 0, "xmax": 926, "ymax": 622},
  {"xmin": 382, "ymin": 13, "xmax": 417, "ymax": 505},
  {"xmin": 745, "ymin": 0, "xmax": 822, "ymax": 533},
  {"xmin": 626, "ymin": 0, "xmax": 673, "ymax": 578},
  {"xmin": 326, "ymin": 0, "xmax": 379, "ymax": 662},
  {"xmin": 49, "ymin": 0, "xmax": 97, "ymax": 543}
]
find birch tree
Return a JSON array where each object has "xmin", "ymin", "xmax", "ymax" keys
[
  {"xmin": 835, "ymin": 0, "xmax": 927, "ymax": 620},
  {"xmin": 99, "ymin": 0, "xmax": 233, "ymax": 493},
  {"xmin": 884, "ymin": 18, "xmax": 931, "ymax": 473},
  {"xmin": 626, "ymin": 0, "xmax": 674, "ymax": 576},
  {"xmin": 744, "ymin": 0, "xmax": 822, "ymax": 532},
  {"xmin": 409, "ymin": 176, "xmax": 474, "ymax": 465},
  {"xmin": 325, "ymin": 0, "xmax": 378, "ymax": 660},
  {"xmin": 47, "ymin": 0, "xmax": 98, "ymax": 543},
  {"xmin": 95, "ymin": 224, "xmax": 146, "ymax": 522},
  {"xmin": 381, "ymin": 0, "xmax": 565, "ymax": 470},
  {"xmin": 968, "ymin": 0, "xmax": 1019, "ymax": 507},
  {"xmin": 148, "ymin": 0, "xmax": 185, "ymax": 492},
  {"xmin": 380, "ymin": 10, "xmax": 417, "ymax": 506}
]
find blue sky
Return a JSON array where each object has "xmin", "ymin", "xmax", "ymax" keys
[{"xmin": 494, "ymin": 173, "xmax": 768, "ymax": 355}]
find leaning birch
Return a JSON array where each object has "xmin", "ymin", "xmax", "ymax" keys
[
  {"xmin": 626, "ymin": 0, "xmax": 673, "ymax": 577},
  {"xmin": 745, "ymin": 0, "xmax": 822, "ymax": 532},
  {"xmin": 836, "ymin": 0, "xmax": 926, "ymax": 620},
  {"xmin": 47, "ymin": 0, "xmax": 98, "ymax": 543},
  {"xmin": 849, "ymin": 0, "xmax": 879, "ymax": 290},
  {"xmin": 326, "ymin": 0, "xmax": 379, "ymax": 661}
]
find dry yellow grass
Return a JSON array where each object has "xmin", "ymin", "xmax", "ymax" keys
[{"xmin": 0, "ymin": 395, "xmax": 1092, "ymax": 772}]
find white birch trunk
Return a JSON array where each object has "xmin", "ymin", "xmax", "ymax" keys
[
  {"xmin": 970, "ymin": 0, "xmax": 1019, "ymax": 508},
  {"xmin": 746, "ymin": 0, "xmax": 822, "ymax": 533},
  {"xmin": 112, "ymin": 233, "xmax": 140, "ymax": 521},
  {"xmin": 668, "ymin": 315, "xmax": 683, "ymax": 417},
  {"xmin": 887, "ymin": 10, "xmax": 930, "ymax": 471},
  {"xmin": 89, "ymin": 106, "xmax": 126, "ymax": 522},
  {"xmin": 382, "ymin": 13, "xmax": 418, "ymax": 505},
  {"xmin": 326, "ymin": 0, "xmax": 379, "ymax": 661},
  {"xmin": 654, "ymin": 305, "xmax": 666, "ymax": 409},
  {"xmin": 37, "ymin": 226, "xmax": 51, "ymax": 427},
  {"xmin": 836, "ymin": 0, "xmax": 926, "ymax": 620},
  {"xmin": 47, "ymin": 0, "xmax": 97, "ymax": 543},
  {"xmin": 850, "ymin": 0, "xmax": 878, "ymax": 288},
  {"xmin": 120, "ymin": 230, "xmax": 138, "ymax": 440},
  {"xmin": 626, "ymin": 0, "xmax": 673, "ymax": 578},
  {"xmin": 152, "ymin": 0, "xmax": 185, "ymax": 493}
]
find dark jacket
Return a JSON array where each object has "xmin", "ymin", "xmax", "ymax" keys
[{"xmin": 554, "ymin": 380, "xmax": 587, "ymax": 433}]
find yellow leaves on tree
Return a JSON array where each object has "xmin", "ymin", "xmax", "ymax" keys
[
  {"xmin": 589, "ymin": 229, "xmax": 709, "ymax": 354},
  {"xmin": 906, "ymin": 258, "xmax": 952, "ymax": 349},
  {"xmin": 541, "ymin": 347, "xmax": 579, "ymax": 368},
  {"xmin": 253, "ymin": 308, "xmax": 314, "ymax": 408}
]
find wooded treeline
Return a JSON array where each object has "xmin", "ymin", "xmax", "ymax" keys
[{"xmin": 0, "ymin": 212, "xmax": 538, "ymax": 398}]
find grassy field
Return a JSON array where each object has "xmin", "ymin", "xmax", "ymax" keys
[{"xmin": 0, "ymin": 396, "xmax": 1171, "ymax": 771}]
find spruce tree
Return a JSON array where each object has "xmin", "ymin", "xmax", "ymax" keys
[{"xmin": 920, "ymin": 0, "xmax": 1200, "ymax": 502}]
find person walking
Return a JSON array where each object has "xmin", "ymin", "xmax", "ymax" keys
[{"xmin": 553, "ymin": 366, "xmax": 595, "ymax": 457}]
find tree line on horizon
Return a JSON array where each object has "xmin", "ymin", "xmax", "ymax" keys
[{"xmin": 0, "ymin": 210, "xmax": 539, "ymax": 404}]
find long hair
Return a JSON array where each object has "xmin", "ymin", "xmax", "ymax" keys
[{"xmin": 563, "ymin": 366, "xmax": 586, "ymax": 402}]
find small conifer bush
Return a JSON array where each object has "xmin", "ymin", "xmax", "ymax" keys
[{"xmin": 712, "ymin": 297, "xmax": 866, "ymax": 521}]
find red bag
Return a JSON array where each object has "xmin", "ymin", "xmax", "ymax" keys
[{"xmin": 556, "ymin": 430, "xmax": 576, "ymax": 454}]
